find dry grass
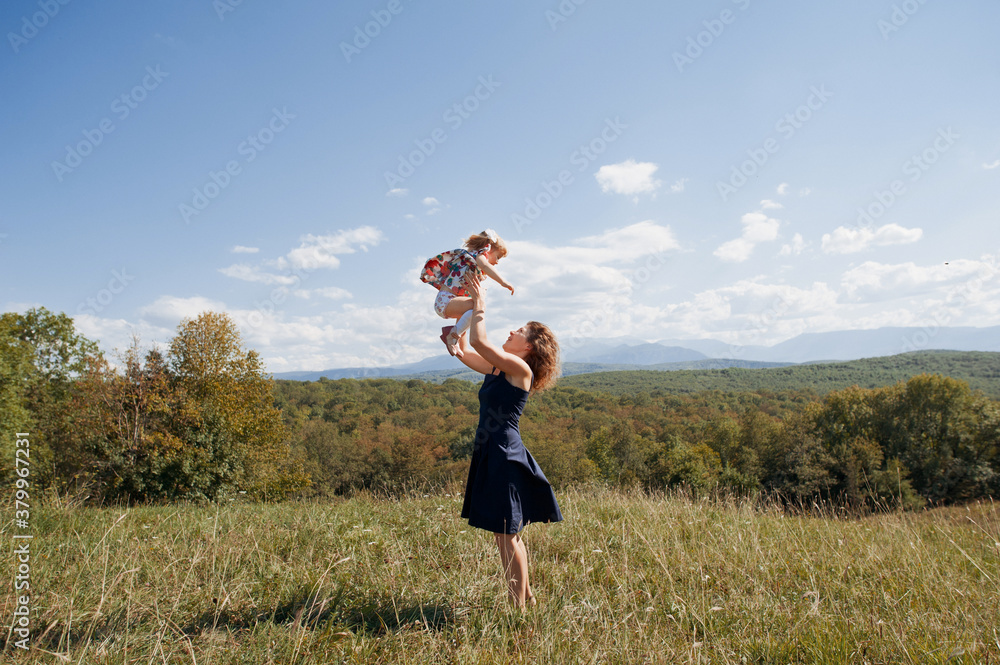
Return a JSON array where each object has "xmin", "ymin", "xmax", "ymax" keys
[{"xmin": 2, "ymin": 487, "xmax": 998, "ymax": 664}]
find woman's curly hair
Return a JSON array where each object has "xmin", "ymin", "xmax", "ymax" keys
[{"xmin": 523, "ymin": 321, "xmax": 560, "ymax": 393}]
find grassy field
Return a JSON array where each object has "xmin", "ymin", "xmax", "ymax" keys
[{"xmin": 3, "ymin": 488, "xmax": 999, "ymax": 664}]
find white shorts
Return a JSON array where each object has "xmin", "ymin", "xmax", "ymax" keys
[{"xmin": 434, "ymin": 290, "xmax": 455, "ymax": 318}]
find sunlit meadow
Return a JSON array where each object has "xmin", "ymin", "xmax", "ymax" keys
[{"xmin": 3, "ymin": 487, "xmax": 998, "ymax": 663}]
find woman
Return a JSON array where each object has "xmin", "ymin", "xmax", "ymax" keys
[{"xmin": 448, "ymin": 272, "xmax": 563, "ymax": 608}]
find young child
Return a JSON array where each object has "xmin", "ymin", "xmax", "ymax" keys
[{"xmin": 420, "ymin": 229, "xmax": 515, "ymax": 357}]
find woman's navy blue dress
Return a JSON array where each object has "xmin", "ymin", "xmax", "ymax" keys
[{"xmin": 461, "ymin": 371, "xmax": 563, "ymax": 534}]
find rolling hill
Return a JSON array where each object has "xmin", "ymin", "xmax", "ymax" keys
[
  {"xmin": 558, "ymin": 350, "xmax": 1000, "ymax": 397},
  {"xmin": 275, "ymin": 351, "xmax": 1000, "ymax": 399}
]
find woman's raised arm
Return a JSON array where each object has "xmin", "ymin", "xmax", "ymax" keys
[
  {"xmin": 465, "ymin": 274, "xmax": 532, "ymax": 386},
  {"xmin": 454, "ymin": 333, "xmax": 494, "ymax": 375}
]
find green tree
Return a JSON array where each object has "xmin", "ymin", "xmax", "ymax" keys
[
  {"xmin": 806, "ymin": 385, "xmax": 922, "ymax": 509},
  {"xmin": 75, "ymin": 342, "xmax": 209, "ymax": 500},
  {"xmin": 584, "ymin": 422, "xmax": 654, "ymax": 486},
  {"xmin": 75, "ymin": 313, "xmax": 307, "ymax": 501},
  {"xmin": 0, "ymin": 307, "xmax": 101, "ymax": 487},
  {"xmin": 293, "ymin": 419, "xmax": 371, "ymax": 495},
  {"xmin": 880, "ymin": 374, "xmax": 999, "ymax": 503},
  {"xmin": 0, "ymin": 325, "xmax": 35, "ymax": 485},
  {"xmin": 167, "ymin": 312, "xmax": 306, "ymax": 499},
  {"xmin": 648, "ymin": 434, "xmax": 721, "ymax": 493},
  {"xmin": 809, "ymin": 385, "xmax": 885, "ymax": 507}
]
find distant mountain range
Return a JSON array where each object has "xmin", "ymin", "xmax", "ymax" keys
[
  {"xmin": 654, "ymin": 325, "xmax": 1000, "ymax": 363},
  {"xmin": 272, "ymin": 325, "xmax": 1000, "ymax": 382}
]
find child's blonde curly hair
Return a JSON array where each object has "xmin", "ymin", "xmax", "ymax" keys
[{"xmin": 464, "ymin": 229, "xmax": 508, "ymax": 259}]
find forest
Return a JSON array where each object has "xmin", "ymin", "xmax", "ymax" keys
[{"xmin": 3, "ymin": 307, "xmax": 998, "ymax": 509}]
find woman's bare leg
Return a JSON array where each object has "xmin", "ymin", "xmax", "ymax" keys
[
  {"xmin": 513, "ymin": 535, "xmax": 536, "ymax": 605},
  {"xmin": 495, "ymin": 533, "xmax": 529, "ymax": 607}
]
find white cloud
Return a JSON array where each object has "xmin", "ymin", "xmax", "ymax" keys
[
  {"xmin": 386, "ymin": 188, "xmax": 409, "ymax": 197},
  {"xmin": 713, "ymin": 240, "xmax": 754, "ymax": 264},
  {"xmin": 714, "ymin": 211, "xmax": 780, "ymax": 263},
  {"xmin": 799, "ymin": 187, "xmax": 812, "ymax": 196},
  {"xmin": 420, "ymin": 196, "xmax": 445, "ymax": 215},
  {"xmin": 139, "ymin": 295, "xmax": 228, "ymax": 324},
  {"xmin": 573, "ymin": 220, "xmax": 681, "ymax": 258},
  {"xmin": 839, "ymin": 258, "xmax": 995, "ymax": 302},
  {"xmin": 232, "ymin": 245, "xmax": 259, "ymax": 254},
  {"xmin": 278, "ymin": 227, "xmax": 384, "ymax": 271},
  {"xmin": 760, "ymin": 199, "xmax": 783, "ymax": 209},
  {"xmin": 595, "ymin": 160, "xmax": 663, "ymax": 196},
  {"xmin": 221, "ymin": 227, "xmax": 383, "ymax": 293},
  {"xmin": 73, "ymin": 313, "xmax": 174, "ymax": 357},
  {"xmin": 219, "ymin": 264, "xmax": 298, "ymax": 285},
  {"xmin": 779, "ymin": 233, "xmax": 806, "ymax": 256},
  {"xmin": 776, "ymin": 183, "xmax": 790, "ymax": 195},
  {"xmin": 669, "ymin": 178, "xmax": 689, "ymax": 193},
  {"xmin": 492, "ymin": 221, "xmax": 681, "ymax": 334},
  {"xmin": 293, "ymin": 286, "xmax": 353, "ymax": 300},
  {"xmin": 622, "ymin": 279, "xmax": 841, "ymax": 348},
  {"xmin": 625, "ymin": 255, "xmax": 1000, "ymax": 349},
  {"xmin": 821, "ymin": 223, "xmax": 922, "ymax": 254},
  {"xmin": 983, "ymin": 160, "xmax": 1000, "ymax": 170}
]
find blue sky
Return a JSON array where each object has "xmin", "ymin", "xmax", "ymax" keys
[{"xmin": 2, "ymin": 0, "xmax": 998, "ymax": 372}]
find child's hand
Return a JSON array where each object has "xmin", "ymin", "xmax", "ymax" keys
[{"xmin": 505, "ymin": 283, "xmax": 515, "ymax": 295}]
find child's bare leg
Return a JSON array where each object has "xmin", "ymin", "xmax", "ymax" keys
[
  {"xmin": 443, "ymin": 296, "xmax": 472, "ymax": 319},
  {"xmin": 442, "ymin": 297, "xmax": 473, "ymax": 356}
]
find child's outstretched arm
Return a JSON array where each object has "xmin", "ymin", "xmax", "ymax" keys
[{"xmin": 475, "ymin": 254, "xmax": 515, "ymax": 295}]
